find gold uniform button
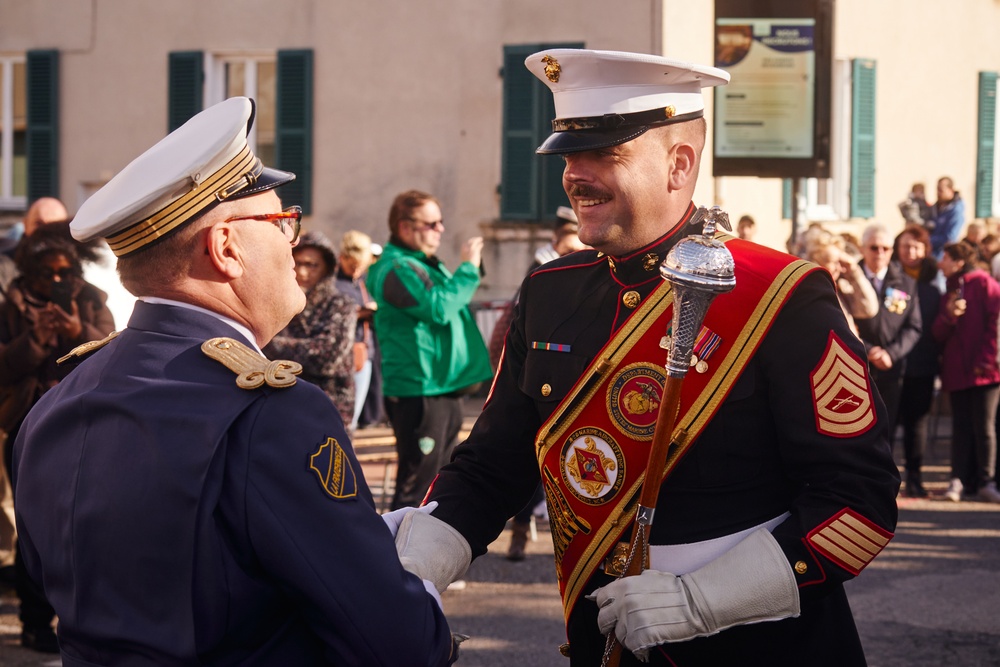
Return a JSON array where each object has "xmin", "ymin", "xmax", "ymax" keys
[
  {"xmin": 622, "ymin": 290, "xmax": 640, "ymax": 308},
  {"xmin": 541, "ymin": 383, "xmax": 552, "ymax": 397},
  {"xmin": 794, "ymin": 560, "xmax": 808, "ymax": 574}
]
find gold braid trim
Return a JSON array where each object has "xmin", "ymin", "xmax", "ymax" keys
[{"xmin": 201, "ymin": 337, "xmax": 302, "ymax": 389}]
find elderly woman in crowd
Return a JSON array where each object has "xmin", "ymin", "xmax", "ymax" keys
[
  {"xmin": 335, "ymin": 230, "xmax": 378, "ymax": 431},
  {"xmin": 265, "ymin": 230, "xmax": 357, "ymax": 427},
  {"xmin": 806, "ymin": 231, "xmax": 878, "ymax": 336},
  {"xmin": 893, "ymin": 224, "xmax": 941, "ymax": 497}
]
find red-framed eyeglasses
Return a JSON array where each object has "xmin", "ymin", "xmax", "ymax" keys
[{"xmin": 225, "ymin": 205, "xmax": 303, "ymax": 245}]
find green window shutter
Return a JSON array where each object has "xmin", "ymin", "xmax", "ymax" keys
[
  {"xmin": 782, "ymin": 179, "xmax": 792, "ymax": 219},
  {"xmin": 168, "ymin": 51, "xmax": 203, "ymax": 132},
  {"xmin": 500, "ymin": 44, "xmax": 541, "ymax": 219},
  {"xmin": 975, "ymin": 71, "xmax": 998, "ymax": 219},
  {"xmin": 850, "ymin": 59, "xmax": 876, "ymax": 219},
  {"xmin": 500, "ymin": 42, "xmax": 584, "ymax": 221},
  {"xmin": 276, "ymin": 49, "xmax": 313, "ymax": 214},
  {"xmin": 539, "ymin": 84, "xmax": 568, "ymax": 218},
  {"xmin": 26, "ymin": 49, "xmax": 59, "ymax": 203}
]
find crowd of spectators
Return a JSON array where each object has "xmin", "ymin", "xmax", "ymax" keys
[{"xmin": 789, "ymin": 178, "xmax": 1000, "ymax": 504}]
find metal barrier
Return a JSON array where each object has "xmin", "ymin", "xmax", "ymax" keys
[{"xmin": 470, "ymin": 299, "xmax": 514, "ymax": 349}]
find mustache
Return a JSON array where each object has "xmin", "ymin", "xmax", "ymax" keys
[{"xmin": 567, "ymin": 184, "xmax": 611, "ymax": 200}]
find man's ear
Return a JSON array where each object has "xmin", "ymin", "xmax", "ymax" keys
[
  {"xmin": 667, "ymin": 142, "xmax": 698, "ymax": 192},
  {"xmin": 205, "ymin": 221, "xmax": 245, "ymax": 279}
]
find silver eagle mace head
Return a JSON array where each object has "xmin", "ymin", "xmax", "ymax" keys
[{"xmin": 659, "ymin": 206, "xmax": 736, "ymax": 377}]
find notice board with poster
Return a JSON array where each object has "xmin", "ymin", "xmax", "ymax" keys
[{"xmin": 713, "ymin": 0, "xmax": 833, "ymax": 179}]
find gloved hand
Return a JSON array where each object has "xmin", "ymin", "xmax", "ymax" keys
[
  {"xmin": 593, "ymin": 528, "xmax": 800, "ymax": 660},
  {"xmin": 381, "ymin": 501, "xmax": 438, "ymax": 537},
  {"xmin": 395, "ymin": 509, "xmax": 471, "ymax": 593}
]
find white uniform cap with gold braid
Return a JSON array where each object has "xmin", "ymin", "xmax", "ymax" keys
[
  {"xmin": 71, "ymin": 97, "xmax": 295, "ymax": 257},
  {"xmin": 524, "ymin": 49, "xmax": 730, "ymax": 155}
]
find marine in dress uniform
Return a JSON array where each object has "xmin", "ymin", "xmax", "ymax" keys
[
  {"xmin": 12, "ymin": 98, "xmax": 458, "ymax": 666},
  {"xmin": 393, "ymin": 50, "xmax": 900, "ymax": 666}
]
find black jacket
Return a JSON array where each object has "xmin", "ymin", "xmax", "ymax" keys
[
  {"xmin": 430, "ymin": 207, "xmax": 900, "ymax": 666},
  {"xmin": 855, "ymin": 260, "xmax": 922, "ymax": 377}
]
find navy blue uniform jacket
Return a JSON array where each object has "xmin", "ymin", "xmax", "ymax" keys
[
  {"xmin": 13, "ymin": 301, "xmax": 453, "ymax": 666},
  {"xmin": 428, "ymin": 209, "xmax": 900, "ymax": 667}
]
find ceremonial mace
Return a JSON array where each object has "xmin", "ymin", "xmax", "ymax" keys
[{"xmin": 603, "ymin": 206, "xmax": 736, "ymax": 667}]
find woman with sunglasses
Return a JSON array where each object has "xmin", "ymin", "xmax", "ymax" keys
[{"xmin": 0, "ymin": 221, "xmax": 114, "ymax": 653}]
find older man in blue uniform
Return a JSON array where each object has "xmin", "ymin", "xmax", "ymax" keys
[
  {"xmin": 12, "ymin": 98, "xmax": 459, "ymax": 665},
  {"xmin": 392, "ymin": 50, "xmax": 900, "ymax": 666}
]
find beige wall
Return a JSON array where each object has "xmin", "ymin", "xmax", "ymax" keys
[{"xmin": 3, "ymin": 0, "xmax": 1000, "ymax": 295}]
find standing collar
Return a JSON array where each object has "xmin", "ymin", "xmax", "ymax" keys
[
  {"xmin": 601, "ymin": 203, "xmax": 700, "ymax": 285},
  {"xmin": 139, "ymin": 296, "xmax": 262, "ymax": 354}
]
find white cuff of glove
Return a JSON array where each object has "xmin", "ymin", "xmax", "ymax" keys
[
  {"xmin": 395, "ymin": 510, "xmax": 472, "ymax": 593},
  {"xmin": 381, "ymin": 501, "xmax": 438, "ymax": 537},
  {"xmin": 594, "ymin": 528, "xmax": 800, "ymax": 657}
]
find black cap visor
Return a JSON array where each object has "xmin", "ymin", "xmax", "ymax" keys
[
  {"xmin": 227, "ymin": 165, "xmax": 296, "ymax": 201},
  {"xmin": 536, "ymin": 126, "xmax": 652, "ymax": 155},
  {"xmin": 537, "ymin": 108, "xmax": 704, "ymax": 155}
]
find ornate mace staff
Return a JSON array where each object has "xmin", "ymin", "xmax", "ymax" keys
[{"xmin": 603, "ymin": 206, "xmax": 736, "ymax": 667}]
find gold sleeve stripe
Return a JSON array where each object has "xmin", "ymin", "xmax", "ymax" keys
[
  {"xmin": 808, "ymin": 510, "xmax": 893, "ymax": 575},
  {"xmin": 840, "ymin": 512, "xmax": 891, "ymax": 546},
  {"xmin": 825, "ymin": 522, "xmax": 881, "ymax": 558},
  {"xmin": 810, "ymin": 534, "xmax": 865, "ymax": 572}
]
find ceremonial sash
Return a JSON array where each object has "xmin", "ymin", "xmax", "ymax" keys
[{"xmin": 535, "ymin": 238, "xmax": 818, "ymax": 621}]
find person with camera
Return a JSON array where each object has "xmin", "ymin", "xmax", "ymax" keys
[{"xmin": 0, "ymin": 221, "xmax": 114, "ymax": 652}]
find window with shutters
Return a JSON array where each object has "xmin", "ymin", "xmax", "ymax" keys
[
  {"xmin": 206, "ymin": 53, "xmax": 277, "ymax": 166},
  {"xmin": 500, "ymin": 43, "xmax": 583, "ymax": 222},
  {"xmin": 191, "ymin": 50, "xmax": 311, "ymax": 212},
  {"xmin": 0, "ymin": 55, "xmax": 27, "ymax": 209}
]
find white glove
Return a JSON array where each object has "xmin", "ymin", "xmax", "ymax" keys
[
  {"xmin": 381, "ymin": 501, "xmax": 438, "ymax": 537},
  {"xmin": 395, "ymin": 510, "xmax": 472, "ymax": 593},
  {"xmin": 594, "ymin": 528, "xmax": 800, "ymax": 659}
]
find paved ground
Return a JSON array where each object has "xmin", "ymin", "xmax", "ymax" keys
[
  {"xmin": 2, "ymin": 415, "xmax": 999, "ymax": 666},
  {"xmin": 439, "ymin": 466, "xmax": 1000, "ymax": 667}
]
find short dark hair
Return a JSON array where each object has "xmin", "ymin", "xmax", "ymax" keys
[
  {"xmin": 14, "ymin": 222, "xmax": 83, "ymax": 280},
  {"xmin": 942, "ymin": 239, "xmax": 980, "ymax": 272},
  {"xmin": 388, "ymin": 189, "xmax": 439, "ymax": 238},
  {"xmin": 896, "ymin": 223, "xmax": 930, "ymax": 251}
]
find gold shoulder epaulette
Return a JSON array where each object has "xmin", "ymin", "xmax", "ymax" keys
[
  {"xmin": 56, "ymin": 330, "xmax": 122, "ymax": 365},
  {"xmin": 201, "ymin": 336, "xmax": 302, "ymax": 390}
]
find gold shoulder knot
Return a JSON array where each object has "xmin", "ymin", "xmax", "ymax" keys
[
  {"xmin": 56, "ymin": 330, "xmax": 122, "ymax": 365},
  {"xmin": 201, "ymin": 337, "xmax": 302, "ymax": 389}
]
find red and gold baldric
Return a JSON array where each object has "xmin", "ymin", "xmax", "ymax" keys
[{"xmin": 535, "ymin": 237, "xmax": 819, "ymax": 621}]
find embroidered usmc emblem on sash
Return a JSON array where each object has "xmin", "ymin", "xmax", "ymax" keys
[
  {"xmin": 607, "ymin": 363, "xmax": 666, "ymax": 440},
  {"xmin": 560, "ymin": 427, "xmax": 625, "ymax": 505},
  {"xmin": 810, "ymin": 332, "xmax": 876, "ymax": 438},
  {"xmin": 309, "ymin": 437, "xmax": 358, "ymax": 500}
]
